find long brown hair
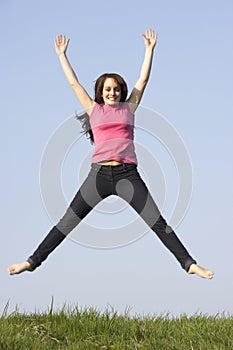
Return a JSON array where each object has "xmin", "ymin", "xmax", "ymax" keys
[{"xmin": 76, "ymin": 73, "xmax": 128, "ymax": 143}]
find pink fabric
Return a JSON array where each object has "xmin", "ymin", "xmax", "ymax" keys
[{"xmin": 89, "ymin": 103, "xmax": 138, "ymax": 164}]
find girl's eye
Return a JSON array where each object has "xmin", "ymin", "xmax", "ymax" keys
[{"xmin": 104, "ymin": 87, "xmax": 120, "ymax": 92}]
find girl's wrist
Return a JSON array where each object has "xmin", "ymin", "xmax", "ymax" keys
[
  {"xmin": 145, "ymin": 46, "xmax": 155, "ymax": 52},
  {"xmin": 57, "ymin": 51, "xmax": 66, "ymax": 58}
]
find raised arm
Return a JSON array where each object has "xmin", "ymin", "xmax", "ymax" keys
[
  {"xmin": 54, "ymin": 34, "xmax": 95, "ymax": 115},
  {"xmin": 127, "ymin": 29, "xmax": 157, "ymax": 112}
]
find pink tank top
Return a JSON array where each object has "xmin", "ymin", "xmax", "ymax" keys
[{"xmin": 89, "ymin": 102, "xmax": 138, "ymax": 164}]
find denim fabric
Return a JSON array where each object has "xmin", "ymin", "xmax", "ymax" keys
[{"xmin": 27, "ymin": 163, "xmax": 196, "ymax": 271}]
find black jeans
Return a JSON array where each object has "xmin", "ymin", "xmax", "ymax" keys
[{"xmin": 27, "ymin": 163, "xmax": 196, "ymax": 271}]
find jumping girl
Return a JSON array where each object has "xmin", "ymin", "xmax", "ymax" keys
[{"xmin": 8, "ymin": 29, "xmax": 214, "ymax": 280}]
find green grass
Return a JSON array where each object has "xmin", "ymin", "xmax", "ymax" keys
[{"xmin": 0, "ymin": 303, "xmax": 233, "ymax": 349}]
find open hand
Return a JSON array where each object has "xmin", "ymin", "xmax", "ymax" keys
[
  {"xmin": 54, "ymin": 34, "xmax": 70, "ymax": 56},
  {"xmin": 141, "ymin": 29, "xmax": 157, "ymax": 49}
]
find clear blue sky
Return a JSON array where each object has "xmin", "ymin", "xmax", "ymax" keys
[{"xmin": 1, "ymin": 0, "xmax": 233, "ymax": 317}]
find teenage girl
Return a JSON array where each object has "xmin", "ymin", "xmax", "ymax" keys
[{"xmin": 8, "ymin": 29, "xmax": 214, "ymax": 280}]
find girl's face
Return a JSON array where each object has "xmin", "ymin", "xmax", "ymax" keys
[{"xmin": 102, "ymin": 78, "xmax": 122, "ymax": 105}]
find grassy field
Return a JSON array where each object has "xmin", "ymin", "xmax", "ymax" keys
[{"xmin": 0, "ymin": 304, "xmax": 233, "ymax": 349}]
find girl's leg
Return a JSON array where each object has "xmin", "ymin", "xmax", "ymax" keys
[
  {"xmin": 8, "ymin": 167, "xmax": 110, "ymax": 274},
  {"xmin": 116, "ymin": 167, "xmax": 214, "ymax": 279}
]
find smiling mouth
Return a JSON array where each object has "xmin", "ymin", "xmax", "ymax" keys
[{"xmin": 108, "ymin": 97, "xmax": 118, "ymax": 101}]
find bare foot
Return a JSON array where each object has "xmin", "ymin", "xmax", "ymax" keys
[
  {"xmin": 188, "ymin": 264, "xmax": 214, "ymax": 280},
  {"xmin": 8, "ymin": 262, "xmax": 32, "ymax": 275}
]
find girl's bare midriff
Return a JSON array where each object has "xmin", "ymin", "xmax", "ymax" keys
[{"xmin": 97, "ymin": 161, "xmax": 123, "ymax": 166}]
